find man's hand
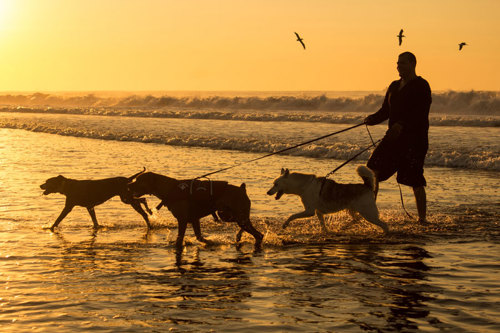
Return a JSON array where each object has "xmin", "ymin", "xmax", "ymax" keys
[
  {"xmin": 364, "ymin": 115, "xmax": 378, "ymax": 125},
  {"xmin": 385, "ymin": 123, "xmax": 403, "ymax": 141}
]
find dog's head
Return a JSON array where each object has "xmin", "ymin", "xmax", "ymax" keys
[
  {"xmin": 267, "ymin": 168, "xmax": 290, "ymax": 200},
  {"xmin": 40, "ymin": 175, "xmax": 66, "ymax": 195},
  {"xmin": 128, "ymin": 172, "xmax": 156, "ymax": 198}
]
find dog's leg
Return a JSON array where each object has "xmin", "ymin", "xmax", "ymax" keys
[
  {"xmin": 347, "ymin": 209, "xmax": 361, "ymax": 222},
  {"xmin": 354, "ymin": 200, "xmax": 389, "ymax": 234},
  {"xmin": 339, "ymin": 209, "xmax": 361, "ymax": 231},
  {"xmin": 191, "ymin": 219, "xmax": 212, "ymax": 245},
  {"xmin": 156, "ymin": 201, "xmax": 165, "ymax": 211},
  {"xmin": 139, "ymin": 198, "xmax": 153, "ymax": 215},
  {"xmin": 49, "ymin": 205, "xmax": 73, "ymax": 231},
  {"xmin": 235, "ymin": 228, "xmax": 244, "ymax": 243},
  {"xmin": 87, "ymin": 207, "xmax": 100, "ymax": 229},
  {"xmin": 364, "ymin": 215, "xmax": 388, "ymax": 234},
  {"xmin": 176, "ymin": 220, "xmax": 188, "ymax": 250},
  {"xmin": 130, "ymin": 200, "xmax": 152, "ymax": 229},
  {"xmin": 315, "ymin": 211, "xmax": 328, "ymax": 233},
  {"xmin": 120, "ymin": 194, "xmax": 152, "ymax": 228},
  {"xmin": 282, "ymin": 210, "xmax": 315, "ymax": 229},
  {"xmin": 236, "ymin": 219, "xmax": 263, "ymax": 247}
]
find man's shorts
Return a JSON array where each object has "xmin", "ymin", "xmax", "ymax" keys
[{"xmin": 367, "ymin": 137, "xmax": 427, "ymax": 187}]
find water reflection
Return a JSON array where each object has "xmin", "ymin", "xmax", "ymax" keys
[
  {"xmin": 4, "ymin": 223, "xmax": 498, "ymax": 332},
  {"xmin": 268, "ymin": 243, "xmax": 436, "ymax": 331},
  {"xmin": 50, "ymin": 230, "xmax": 258, "ymax": 329},
  {"xmin": 51, "ymin": 230, "xmax": 438, "ymax": 332},
  {"xmin": 354, "ymin": 245, "xmax": 434, "ymax": 332}
]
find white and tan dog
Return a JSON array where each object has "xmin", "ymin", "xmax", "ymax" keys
[{"xmin": 267, "ymin": 165, "xmax": 388, "ymax": 233}]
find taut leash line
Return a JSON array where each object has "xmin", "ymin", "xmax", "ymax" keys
[
  {"xmin": 319, "ymin": 139, "xmax": 381, "ymax": 195},
  {"xmin": 195, "ymin": 123, "xmax": 364, "ymax": 179},
  {"xmin": 323, "ymin": 139, "xmax": 381, "ymax": 179}
]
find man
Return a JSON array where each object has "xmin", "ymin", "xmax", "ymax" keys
[{"xmin": 364, "ymin": 52, "xmax": 431, "ymax": 224}]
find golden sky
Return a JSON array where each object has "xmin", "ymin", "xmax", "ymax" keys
[{"xmin": 0, "ymin": 0, "xmax": 499, "ymax": 92}]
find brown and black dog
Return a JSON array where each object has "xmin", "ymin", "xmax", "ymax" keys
[
  {"xmin": 40, "ymin": 169, "xmax": 152, "ymax": 231},
  {"xmin": 128, "ymin": 172, "xmax": 263, "ymax": 249}
]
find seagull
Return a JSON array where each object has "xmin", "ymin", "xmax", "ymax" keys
[
  {"xmin": 397, "ymin": 29, "xmax": 405, "ymax": 46},
  {"xmin": 459, "ymin": 42, "xmax": 468, "ymax": 50},
  {"xmin": 294, "ymin": 32, "xmax": 306, "ymax": 50}
]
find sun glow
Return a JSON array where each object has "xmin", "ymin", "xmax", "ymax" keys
[
  {"xmin": 0, "ymin": 0, "xmax": 15, "ymax": 30},
  {"xmin": 0, "ymin": 1, "xmax": 499, "ymax": 91}
]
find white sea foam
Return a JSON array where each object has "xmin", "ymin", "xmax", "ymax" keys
[
  {"xmin": 1, "ymin": 112, "xmax": 498, "ymax": 171},
  {"xmin": 1, "ymin": 106, "xmax": 499, "ymax": 127}
]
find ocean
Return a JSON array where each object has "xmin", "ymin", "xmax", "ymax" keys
[{"xmin": 0, "ymin": 91, "xmax": 499, "ymax": 332}]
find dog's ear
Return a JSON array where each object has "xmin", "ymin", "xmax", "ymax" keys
[{"xmin": 281, "ymin": 168, "xmax": 290, "ymax": 176}]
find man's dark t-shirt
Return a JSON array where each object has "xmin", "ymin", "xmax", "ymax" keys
[{"xmin": 368, "ymin": 76, "xmax": 431, "ymax": 150}]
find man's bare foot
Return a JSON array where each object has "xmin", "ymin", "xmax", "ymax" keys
[{"xmin": 417, "ymin": 218, "xmax": 430, "ymax": 225}]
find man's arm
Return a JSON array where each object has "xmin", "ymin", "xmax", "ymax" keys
[{"xmin": 364, "ymin": 84, "xmax": 394, "ymax": 125}]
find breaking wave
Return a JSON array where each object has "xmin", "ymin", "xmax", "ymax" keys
[
  {"xmin": 1, "ymin": 107, "xmax": 499, "ymax": 128},
  {"xmin": 0, "ymin": 90, "xmax": 499, "ymax": 117}
]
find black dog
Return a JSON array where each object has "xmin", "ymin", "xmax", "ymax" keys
[
  {"xmin": 40, "ymin": 169, "xmax": 152, "ymax": 231},
  {"xmin": 128, "ymin": 172, "xmax": 263, "ymax": 250}
]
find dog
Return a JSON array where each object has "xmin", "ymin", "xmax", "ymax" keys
[
  {"xmin": 267, "ymin": 165, "xmax": 389, "ymax": 233},
  {"xmin": 128, "ymin": 172, "xmax": 263, "ymax": 249},
  {"xmin": 40, "ymin": 168, "xmax": 152, "ymax": 231}
]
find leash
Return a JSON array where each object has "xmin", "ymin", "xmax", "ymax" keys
[
  {"xmin": 194, "ymin": 123, "xmax": 364, "ymax": 179},
  {"xmin": 398, "ymin": 184, "xmax": 416, "ymax": 220},
  {"xmin": 322, "ymin": 125, "xmax": 379, "ymax": 179},
  {"xmin": 191, "ymin": 120, "xmax": 418, "ymax": 220},
  {"xmin": 324, "ymin": 139, "xmax": 381, "ymax": 179},
  {"xmin": 319, "ymin": 138, "xmax": 381, "ymax": 195},
  {"xmin": 320, "ymin": 125, "xmax": 379, "ymax": 184},
  {"xmin": 365, "ymin": 124, "xmax": 377, "ymax": 147}
]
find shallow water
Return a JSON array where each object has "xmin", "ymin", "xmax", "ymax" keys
[
  {"xmin": 0, "ymin": 123, "xmax": 499, "ymax": 332},
  {"xmin": 1, "ymin": 223, "xmax": 499, "ymax": 332}
]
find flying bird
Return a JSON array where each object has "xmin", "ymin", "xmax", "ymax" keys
[
  {"xmin": 397, "ymin": 29, "xmax": 405, "ymax": 46},
  {"xmin": 459, "ymin": 42, "xmax": 468, "ymax": 50},
  {"xmin": 294, "ymin": 32, "xmax": 306, "ymax": 50}
]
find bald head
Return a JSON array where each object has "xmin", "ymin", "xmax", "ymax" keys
[
  {"xmin": 397, "ymin": 52, "xmax": 417, "ymax": 80},
  {"xmin": 399, "ymin": 52, "xmax": 417, "ymax": 65}
]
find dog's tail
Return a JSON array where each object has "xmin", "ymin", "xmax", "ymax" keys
[
  {"xmin": 356, "ymin": 165, "xmax": 376, "ymax": 193},
  {"xmin": 128, "ymin": 167, "xmax": 146, "ymax": 182}
]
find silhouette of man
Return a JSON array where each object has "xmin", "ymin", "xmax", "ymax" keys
[{"xmin": 364, "ymin": 52, "xmax": 432, "ymax": 224}]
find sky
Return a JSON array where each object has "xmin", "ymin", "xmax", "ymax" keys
[{"xmin": 0, "ymin": 0, "xmax": 499, "ymax": 92}]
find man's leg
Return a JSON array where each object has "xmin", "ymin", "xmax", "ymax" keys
[{"xmin": 413, "ymin": 186, "xmax": 427, "ymax": 223}]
